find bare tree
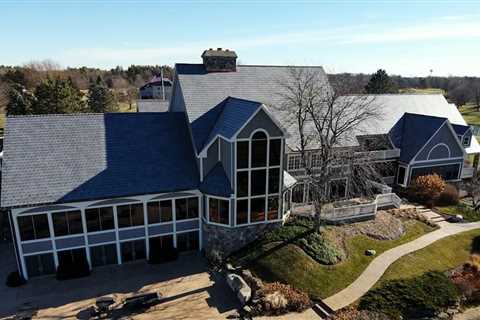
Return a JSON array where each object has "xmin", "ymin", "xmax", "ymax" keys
[
  {"xmin": 277, "ymin": 68, "xmax": 385, "ymax": 231},
  {"xmin": 462, "ymin": 174, "xmax": 480, "ymax": 211}
]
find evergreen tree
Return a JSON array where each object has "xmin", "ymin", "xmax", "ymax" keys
[
  {"xmin": 32, "ymin": 78, "xmax": 86, "ymax": 114},
  {"xmin": 6, "ymin": 84, "xmax": 32, "ymax": 115},
  {"xmin": 87, "ymin": 76, "xmax": 117, "ymax": 113},
  {"xmin": 365, "ymin": 69, "xmax": 397, "ymax": 94}
]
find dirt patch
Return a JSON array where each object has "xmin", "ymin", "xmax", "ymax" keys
[{"xmin": 341, "ymin": 211, "xmax": 405, "ymax": 241}]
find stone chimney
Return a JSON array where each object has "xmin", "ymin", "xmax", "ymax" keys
[{"xmin": 201, "ymin": 48, "xmax": 237, "ymax": 72}]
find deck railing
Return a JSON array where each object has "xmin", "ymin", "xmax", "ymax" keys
[{"xmin": 461, "ymin": 165, "xmax": 475, "ymax": 179}]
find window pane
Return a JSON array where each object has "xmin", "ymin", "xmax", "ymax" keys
[
  {"xmin": 149, "ymin": 234, "xmax": 174, "ymax": 252},
  {"xmin": 32, "ymin": 214, "xmax": 50, "ymax": 239},
  {"xmin": 121, "ymin": 242, "xmax": 134, "ymax": 262},
  {"xmin": 177, "ymin": 231, "xmax": 199, "ymax": 252},
  {"xmin": 269, "ymin": 139, "xmax": 281, "ymax": 166},
  {"xmin": 67, "ymin": 211, "xmax": 83, "ymax": 235},
  {"xmin": 131, "ymin": 204, "xmax": 144, "ymax": 226},
  {"xmin": 175, "ymin": 199, "xmax": 187, "ymax": 220},
  {"xmin": 268, "ymin": 196, "xmax": 279, "ymax": 220},
  {"xmin": 237, "ymin": 171, "xmax": 249, "ymax": 197},
  {"xmin": 52, "ymin": 212, "xmax": 68, "ymax": 237},
  {"xmin": 397, "ymin": 167, "xmax": 406, "ymax": 184},
  {"xmin": 209, "ymin": 198, "xmax": 219, "ymax": 223},
  {"xmin": 251, "ymin": 197, "xmax": 266, "ymax": 222},
  {"xmin": 134, "ymin": 240, "xmax": 146, "ymax": 260},
  {"xmin": 117, "ymin": 205, "xmax": 131, "ymax": 228},
  {"xmin": 90, "ymin": 244, "xmax": 118, "ymax": 267},
  {"xmin": 160, "ymin": 200, "xmax": 172, "ymax": 222},
  {"xmin": 268, "ymin": 168, "xmax": 280, "ymax": 194},
  {"xmin": 236, "ymin": 200, "xmax": 248, "ymax": 225},
  {"xmin": 251, "ymin": 169, "xmax": 266, "ymax": 196},
  {"xmin": 99, "ymin": 207, "xmax": 114, "ymax": 230},
  {"xmin": 86, "ymin": 209, "xmax": 101, "ymax": 232},
  {"xmin": 147, "ymin": 202, "xmax": 160, "ymax": 224},
  {"xmin": 251, "ymin": 137, "xmax": 267, "ymax": 167},
  {"xmin": 25, "ymin": 253, "xmax": 55, "ymax": 277},
  {"xmin": 237, "ymin": 141, "xmax": 249, "ymax": 169},
  {"xmin": 219, "ymin": 200, "xmax": 229, "ymax": 225},
  {"xmin": 330, "ymin": 179, "xmax": 347, "ymax": 199},
  {"xmin": 18, "ymin": 216, "xmax": 34, "ymax": 241},
  {"xmin": 292, "ymin": 184, "xmax": 305, "ymax": 203},
  {"xmin": 187, "ymin": 198, "xmax": 198, "ymax": 219},
  {"xmin": 122, "ymin": 240, "xmax": 146, "ymax": 262}
]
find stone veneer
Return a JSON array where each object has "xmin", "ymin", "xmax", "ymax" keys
[{"xmin": 202, "ymin": 221, "xmax": 282, "ymax": 255}]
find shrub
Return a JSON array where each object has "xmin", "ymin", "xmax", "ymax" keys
[
  {"xmin": 148, "ymin": 246, "xmax": 179, "ymax": 264},
  {"xmin": 253, "ymin": 282, "xmax": 311, "ymax": 316},
  {"xmin": 437, "ymin": 184, "xmax": 459, "ymax": 206},
  {"xmin": 296, "ymin": 232, "xmax": 346, "ymax": 265},
  {"xmin": 6, "ymin": 271, "xmax": 26, "ymax": 287},
  {"xmin": 359, "ymin": 271, "xmax": 459, "ymax": 319},
  {"xmin": 56, "ymin": 260, "xmax": 90, "ymax": 280},
  {"xmin": 408, "ymin": 174, "xmax": 446, "ymax": 205}
]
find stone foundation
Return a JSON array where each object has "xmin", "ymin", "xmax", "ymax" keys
[{"xmin": 202, "ymin": 221, "xmax": 282, "ymax": 255}]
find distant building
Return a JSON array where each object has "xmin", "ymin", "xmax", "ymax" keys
[{"xmin": 139, "ymin": 76, "xmax": 172, "ymax": 100}]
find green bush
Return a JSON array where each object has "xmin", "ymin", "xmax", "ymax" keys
[
  {"xmin": 359, "ymin": 271, "xmax": 459, "ymax": 319},
  {"xmin": 436, "ymin": 184, "xmax": 459, "ymax": 206},
  {"xmin": 6, "ymin": 271, "xmax": 26, "ymax": 287},
  {"xmin": 296, "ymin": 232, "xmax": 345, "ymax": 265}
]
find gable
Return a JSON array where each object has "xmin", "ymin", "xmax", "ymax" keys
[
  {"xmin": 237, "ymin": 109, "xmax": 284, "ymax": 139},
  {"xmin": 414, "ymin": 122, "xmax": 464, "ymax": 162}
]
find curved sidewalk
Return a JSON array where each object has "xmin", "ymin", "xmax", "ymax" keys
[{"xmin": 323, "ymin": 221, "xmax": 480, "ymax": 311}]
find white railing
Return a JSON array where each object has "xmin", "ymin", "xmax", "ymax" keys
[
  {"xmin": 369, "ymin": 180, "xmax": 392, "ymax": 194},
  {"xmin": 461, "ymin": 165, "xmax": 475, "ymax": 179},
  {"xmin": 355, "ymin": 148, "xmax": 401, "ymax": 160},
  {"xmin": 376, "ymin": 193, "xmax": 402, "ymax": 208},
  {"xmin": 382, "ymin": 176, "xmax": 395, "ymax": 185}
]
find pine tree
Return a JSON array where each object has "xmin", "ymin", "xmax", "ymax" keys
[
  {"xmin": 31, "ymin": 78, "xmax": 86, "ymax": 114},
  {"xmin": 365, "ymin": 69, "xmax": 397, "ymax": 94},
  {"xmin": 87, "ymin": 76, "xmax": 118, "ymax": 113},
  {"xmin": 6, "ymin": 84, "xmax": 32, "ymax": 115}
]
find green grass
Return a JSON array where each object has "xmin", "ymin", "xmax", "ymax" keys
[
  {"xmin": 460, "ymin": 104, "xmax": 480, "ymax": 126},
  {"xmin": 241, "ymin": 220, "xmax": 435, "ymax": 300},
  {"xmin": 436, "ymin": 203, "xmax": 480, "ymax": 222},
  {"xmin": 378, "ymin": 229, "xmax": 480, "ymax": 285}
]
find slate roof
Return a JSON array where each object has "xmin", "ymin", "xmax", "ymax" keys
[
  {"xmin": 1, "ymin": 112, "xmax": 199, "ymax": 208},
  {"xmin": 140, "ymin": 76, "xmax": 172, "ymax": 89},
  {"xmin": 451, "ymin": 123, "xmax": 470, "ymax": 136},
  {"xmin": 388, "ymin": 113, "xmax": 448, "ymax": 163},
  {"xmin": 199, "ymin": 162, "xmax": 233, "ymax": 197},
  {"xmin": 190, "ymin": 97, "xmax": 263, "ymax": 152},
  {"xmin": 175, "ymin": 64, "xmax": 330, "ymax": 149}
]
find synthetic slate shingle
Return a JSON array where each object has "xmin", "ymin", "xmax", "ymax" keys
[
  {"xmin": 199, "ymin": 162, "xmax": 233, "ymax": 197},
  {"xmin": 1, "ymin": 112, "xmax": 199, "ymax": 208}
]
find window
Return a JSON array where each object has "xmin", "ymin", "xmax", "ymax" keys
[
  {"xmin": 236, "ymin": 171, "xmax": 249, "ymax": 197},
  {"xmin": 147, "ymin": 200, "xmax": 173, "ymax": 224},
  {"xmin": 288, "ymin": 154, "xmax": 302, "ymax": 171},
  {"xmin": 209, "ymin": 197, "xmax": 229, "ymax": 225},
  {"xmin": 236, "ymin": 200, "xmax": 248, "ymax": 225},
  {"xmin": 411, "ymin": 164, "xmax": 460, "ymax": 182},
  {"xmin": 149, "ymin": 234, "xmax": 174, "ymax": 252},
  {"xmin": 292, "ymin": 184, "xmax": 305, "ymax": 203},
  {"xmin": 251, "ymin": 132, "xmax": 267, "ymax": 167},
  {"xmin": 121, "ymin": 239, "xmax": 146, "ymax": 262},
  {"xmin": 237, "ymin": 141, "xmax": 249, "ymax": 169},
  {"xmin": 52, "ymin": 211, "xmax": 83, "ymax": 237},
  {"xmin": 269, "ymin": 139, "xmax": 281, "ymax": 166},
  {"xmin": 251, "ymin": 198, "xmax": 266, "ymax": 222},
  {"xmin": 18, "ymin": 214, "xmax": 50, "ymax": 241},
  {"xmin": 463, "ymin": 135, "xmax": 471, "ymax": 146},
  {"xmin": 397, "ymin": 167, "xmax": 406, "ymax": 185},
  {"xmin": 57, "ymin": 248, "xmax": 88, "ymax": 267},
  {"xmin": 329, "ymin": 179, "xmax": 347, "ymax": 199},
  {"xmin": 267, "ymin": 196, "xmax": 279, "ymax": 220},
  {"xmin": 175, "ymin": 197, "xmax": 198, "ymax": 220},
  {"xmin": 268, "ymin": 168, "xmax": 280, "ymax": 194},
  {"xmin": 25, "ymin": 253, "xmax": 55, "ymax": 277},
  {"xmin": 311, "ymin": 153, "xmax": 321, "ymax": 168},
  {"xmin": 251, "ymin": 169, "xmax": 266, "ymax": 196},
  {"xmin": 177, "ymin": 231, "xmax": 199, "ymax": 252},
  {"xmin": 85, "ymin": 207, "xmax": 114, "ymax": 232},
  {"xmin": 117, "ymin": 203, "xmax": 144, "ymax": 228},
  {"xmin": 90, "ymin": 244, "xmax": 118, "ymax": 267}
]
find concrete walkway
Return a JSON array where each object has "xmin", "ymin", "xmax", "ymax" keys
[{"xmin": 323, "ymin": 220, "xmax": 480, "ymax": 311}]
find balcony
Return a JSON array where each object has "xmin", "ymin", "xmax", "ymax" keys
[{"xmin": 461, "ymin": 164, "xmax": 475, "ymax": 179}]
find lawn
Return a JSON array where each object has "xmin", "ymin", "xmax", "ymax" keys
[
  {"xmin": 436, "ymin": 203, "xmax": 480, "ymax": 222},
  {"xmin": 234, "ymin": 219, "xmax": 435, "ymax": 300},
  {"xmin": 460, "ymin": 104, "xmax": 480, "ymax": 126},
  {"xmin": 378, "ymin": 229, "xmax": 480, "ymax": 285}
]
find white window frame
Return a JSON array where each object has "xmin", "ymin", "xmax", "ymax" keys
[
  {"xmin": 463, "ymin": 135, "xmax": 471, "ymax": 147},
  {"xmin": 397, "ymin": 165, "xmax": 408, "ymax": 187},
  {"xmin": 206, "ymin": 195, "xmax": 231, "ymax": 227},
  {"xmin": 287, "ymin": 153, "xmax": 302, "ymax": 171}
]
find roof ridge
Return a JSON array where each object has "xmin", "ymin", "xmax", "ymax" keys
[{"xmin": 175, "ymin": 63, "xmax": 325, "ymax": 69}]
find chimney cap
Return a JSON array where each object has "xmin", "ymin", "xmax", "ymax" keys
[{"xmin": 202, "ymin": 48, "xmax": 237, "ymax": 58}]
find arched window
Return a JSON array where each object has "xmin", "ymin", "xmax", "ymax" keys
[{"xmin": 251, "ymin": 131, "xmax": 267, "ymax": 167}]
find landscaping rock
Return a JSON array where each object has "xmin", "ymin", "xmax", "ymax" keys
[
  {"xmin": 456, "ymin": 215, "xmax": 464, "ymax": 221},
  {"xmin": 343, "ymin": 211, "xmax": 405, "ymax": 240},
  {"xmin": 226, "ymin": 273, "xmax": 251, "ymax": 305},
  {"xmin": 365, "ymin": 249, "xmax": 377, "ymax": 256},
  {"xmin": 242, "ymin": 269, "xmax": 263, "ymax": 294}
]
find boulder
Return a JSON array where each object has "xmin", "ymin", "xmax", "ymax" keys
[
  {"xmin": 226, "ymin": 273, "xmax": 251, "ymax": 305},
  {"xmin": 365, "ymin": 249, "xmax": 377, "ymax": 256}
]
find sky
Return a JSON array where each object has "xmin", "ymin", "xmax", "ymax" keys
[{"xmin": 1, "ymin": 0, "xmax": 480, "ymax": 76}]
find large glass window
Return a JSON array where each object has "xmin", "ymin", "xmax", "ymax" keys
[
  {"xmin": 236, "ymin": 171, "xmax": 249, "ymax": 197},
  {"xmin": 251, "ymin": 169, "xmax": 266, "ymax": 196},
  {"xmin": 18, "ymin": 214, "xmax": 50, "ymax": 241},
  {"xmin": 209, "ymin": 198, "xmax": 229, "ymax": 225},
  {"xmin": 85, "ymin": 207, "xmax": 114, "ymax": 232},
  {"xmin": 397, "ymin": 167, "xmax": 406, "ymax": 185},
  {"xmin": 57, "ymin": 248, "xmax": 87, "ymax": 267},
  {"xmin": 269, "ymin": 139, "xmax": 281, "ymax": 166},
  {"xmin": 90, "ymin": 244, "xmax": 118, "ymax": 267},
  {"xmin": 52, "ymin": 211, "xmax": 83, "ymax": 237},
  {"xmin": 268, "ymin": 168, "xmax": 280, "ymax": 194},
  {"xmin": 175, "ymin": 197, "xmax": 199, "ymax": 220},
  {"xmin": 411, "ymin": 164, "xmax": 460, "ymax": 182},
  {"xmin": 237, "ymin": 141, "xmax": 249, "ymax": 169},
  {"xmin": 329, "ymin": 179, "xmax": 347, "ymax": 199},
  {"xmin": 117, "ymin": 203, "xmax": 144, "ymax": 228},
  {"xmin": 25, "ymin": 253, "xmax": 55, "ymax": 277},
  {"xmin": 236, "ymin": 200, "xmax": 248, "ymax": 225},
  {"xmin": 288, "ymin": 154, "xmax": 302, "ymax": 171},
  {"xmin": 121, "ymin": 239, "xmax": 146, "ymax": 262},
  {"xmin": 147, "ymin": 200, "xmax": 173, "ymax": 224},
  {"xmin": 177, "ymin": 231, "xmax": 199, "ymax": 252},
  {"xmin": 251, "ymin": 132, "xmax": 267, "ymax": 167},
  {"xmin": 251, "ymin": 198, "xmax": 266, "ymax": 222},
  {"xmin": 268, "ymin": 196, "xmax": 279, "ymax": 220}
]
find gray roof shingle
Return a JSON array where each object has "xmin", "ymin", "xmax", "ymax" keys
[{"xmin": 1, "ymin": 112, "xmax": 199, "ymax": 208}]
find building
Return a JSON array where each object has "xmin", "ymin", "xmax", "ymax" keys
[
  {"xmin": 137, "ymin": 76, "xmax": 172, "ymax": 113},
  {"xmin": 2, "ymin": 48, "xmax": 479, "ymax": 280}
]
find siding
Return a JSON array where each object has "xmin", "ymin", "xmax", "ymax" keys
[
  {"xmin": 204, "ymin": 139, "xmax": 219, "ymax": 178},
  {"xmin": 415, "ymin": 123, "xmax": 463, "ymax": 161},
  {"xmin": 169, "ymin": 76, "xmax": 186, "ymax": 113},
  {"xmin": 237, "ymin": 109, "xmax": 283, "ymax": 138}
]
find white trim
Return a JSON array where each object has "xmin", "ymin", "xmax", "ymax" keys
[
  {"xmin": 412, "ymin": 156, "xmax": 464, "ymax": 164},
  {"xmin": 409, "ymin": 161, "xmax": 463, "ymax": 182},
  {"xmin": 397, "ymin": 165, "xmax": 408, "ymax": 187},
  {"xmin": 426, "ymin": 143, "xmax": 451, "ymax": 160}
]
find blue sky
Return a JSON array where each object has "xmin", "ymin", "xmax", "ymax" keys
[{"xmin": 1, "ymin": 0, "xmax": 480, "ymax": 76}]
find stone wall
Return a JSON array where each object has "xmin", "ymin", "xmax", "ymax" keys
[{"xmin": 202, "ymin": 221, "xmax": 282, "ymax": 255}]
